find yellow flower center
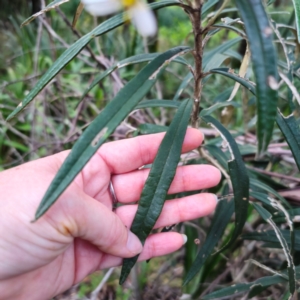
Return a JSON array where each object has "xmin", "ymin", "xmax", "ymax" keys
[{"xmin": 121, "ymin": 0, "xmax": 137, "ymax": 8}]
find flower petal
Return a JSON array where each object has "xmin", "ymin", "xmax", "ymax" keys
[
  {"xmin": 81, "ymin": 0, "xmax": 122, "ymax": 16},
  {"xmin": 129, "ymin": 3, "xmax": 157, "ymax": 37}
]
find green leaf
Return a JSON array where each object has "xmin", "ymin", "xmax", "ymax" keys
[
  {"xmin": 201, "ymin": 115, "xmax": 249, "ymax": 249},
  {"xmin": 136, "ymin": 99, "xmax": 181, "ymax": 109},
  {"xmin": 250, "ymin": 178, "xmax": 290, "ymax": 208},
  {"xmin": 202, "ymin": 0, "xmax": 220, "ymax": 18},
  {"xmin": 253, "ymin": 203, "xmax": 295, "ymax": 296},
  {"xmin": 202, "ymin": 275, "xmax": 286, "ymax": 299},
  {"xmin": 251, "ymin": 191, "xmax": 295, "ymax": 254},
  {"xmin": 203, "ymin": 37, "xmax": 242, "ymax": 71},
  {"xmin": 21, "ymin": 0, "xmax": 69, "ymax": 26},
  {"xmin": 203, "ymin": 144, "xmax": 229, "ymax": 171},
  {"xmin": 243, "ymin": 230, "xmax": 300, "ymax": 248},
  {"xmin": 235, "ymin": 0, "xmax": 278, "ymax": 156},
  {"xmin": 276, "ymin": 111, "xmax": 300, "ymax": 172},
  {"xmin": 183, "ymin": 197, "xmax": 235, "ymax": 285},
  {"xmin": 119, "ymin": 99, "xmax": 193, "ymax": 284},
  {"xmin": 7, "ymin": 0, "xmax": 182, "ymax": 120},
  {"xmin": 200, "ymin": 101, "xmax": 240, "ymax": 117},
  {"xmin": 248, "ymin": 168, "xmax": 287, "ymax": 190},
  {"xmin": 292, "ymin": 0, "xmax": 300, "ymax": 43},
  {"xmin": 210, "ymin": 23, "xmax": 246, "ymax": 37},
  {"xmin": 34, "ymin": 46, "xmax": 189, "ymax": 220},
  {"xmin": 209, "ymin": 68, "xmax": 256, "ymax": 95},
  {"xmin": 173, "ymin": 73, "xmax": 193, "ymax": 101},
  {"xmin": 273, "ymin": 208, "xmax": 300, "ymax": 224},
  {"xmin": 250, "ymin": 191, "xmax": 274, "ymax": 208}
]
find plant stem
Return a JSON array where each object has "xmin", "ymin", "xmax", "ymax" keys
[{"xmin": 190, "ymin": 3, "xmax": 203, "ymax": 128}]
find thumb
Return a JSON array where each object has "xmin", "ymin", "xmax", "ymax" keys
[{"xmin": 49, "ymin": 190, "xmax": 143, "ymax": 258}]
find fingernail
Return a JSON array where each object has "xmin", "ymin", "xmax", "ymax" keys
[
  {"xmin": 127, "ymin": 231, "xmax": 143, "ymax": 254},
  {"xmin": 181, "ymin": 234, "xmax": 188, "ymax": 245},
  {"xmin": 213, "ymin": 194, "xmax": 219, "ymax": 203}
]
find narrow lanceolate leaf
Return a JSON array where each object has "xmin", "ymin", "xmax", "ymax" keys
[
  {"xmin": 201, "ymin": 115, "xmax": 249, "ymax": 249},
  {"xmin": 202, "ymin": 275, "xmax": 286, "ymax": 299},
  {"xmin": 292, "ymin": 0, "xmax": 300, "ymax": 43},
  {"xmin": 204, "ymin": 145, "xmax": 229, "ymax": 171},
  {"xmin": 173, "ymin": 73, "xmax": 193, "ymax": 101},
  {"xmin": 276, "ymin": 111, "xmax": 300, "ymax": 172},
  {"xmin": 235, "ymin": 0, "xmax": 279, "ymax": 156},
  {"xmin": 200, "ymin": 101, "xmax": 240, "ymax": 117},
  {"xmin": 251, "ymin": 191, "xmax": 295, "ymax": 258},
  {"xmin": 135, "ymin": 99, "xmax": 181, "ymax": 109},
  {"xmin": 34, "ymin": 46, "xmax": 189, "ymax": 220},
  {"xmin": 7, "ymin": 0, "xmax": 182, "ymax": 120},
  {"xmin": 202, "ymin": 0, "xmax": 220, "ymax": 18},
  {"xmin": 203, "ymin": 37, "xmax": 242, "ymax": 71},
  {"xmin": 210, "ymin": 23, "xmax": 246, "ymax": 38},
  {"xmin": 183, "ymin": 197, "xmax": 235, "ymax": 285},
  {"xmin": 273, "ymin": 208, "xmax": 300, "ymax": 224},
  {"xmin": 250, "ymin": 178, "xmax": 290, "ymax": 208},
  {"xmin": 210, "ymin": 68, "xmax": 256, "ymax": 95},
  {"xmin": 21, "ymin": 0, "xmax": 70, "ymax": 27},
  {"xmin": 253, "ymin": 203, "xmax": 296, "ymax": 297},
  {"xmin": 242, "ymin": 230, "xmax": 300, "ymax": 248},
  {"xmin": 119, "ymin": 99, "xmax": 193, "ymax": 285}
]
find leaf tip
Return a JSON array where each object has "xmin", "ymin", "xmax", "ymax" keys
[{"xmin": 119, "ymin": 273, "xmax": 127, "ymax": 285}]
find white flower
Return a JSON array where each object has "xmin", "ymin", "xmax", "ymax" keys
[{"xmin": 81, "ymin": 0, "xmax": 157, "ymax": 37}]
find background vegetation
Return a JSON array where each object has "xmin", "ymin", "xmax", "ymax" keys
[{"xmin": 1, "ymin": 0, "xmax": 300, "ymax": 299}]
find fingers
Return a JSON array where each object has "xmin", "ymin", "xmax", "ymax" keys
[
  {"xmin": 50, "ymin": 128, "xmax": 204, "ymax": 201},
  {"xmin": 46, "ymin": 189, "xmax": 143, "ymax": 259},
  {"xmin": 98, "ymin": 232, "xmax": 186, "ymax": 270},
  {"xmin": 98, "ymin": 128, "xmax": 203, "ymax": 174},
  {"xmin": 116, "ymin": 193, "xmax": 217, "ymax": 229},
  {"xmin": 112, "ymin": 164, "xmax": 221, "ymax": 203}
]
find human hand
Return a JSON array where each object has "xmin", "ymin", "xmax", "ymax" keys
[{"xmin": 0, "ymin": 128, "xmax": 221, "ymax": 300}]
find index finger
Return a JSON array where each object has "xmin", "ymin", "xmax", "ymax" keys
[{"xmin": 98, "ymin": 127, "xmax": 203, "ymax": 174}]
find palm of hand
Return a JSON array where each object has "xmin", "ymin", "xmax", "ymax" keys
[{"xmin": 0, "ymin": 130, "xmax": 220, "ymax": 300}]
